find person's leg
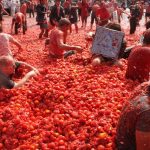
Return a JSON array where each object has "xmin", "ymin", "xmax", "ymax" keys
[
  {"xmin": 81, "ymin": 16, "xmax": 84, "ymax": 27},
  {"xmin": 70, "ymin": 24, "xmax": 72, "ymax": 33},
  {"xmin": 22, "ymin": 22, "xmax": 26, "ymax": 34},
  {"xmin": 75, "ymin": 23, "xmax": 78, "ymax": 33},
  {"xmin": 91, "ymin": 12, "xmax": 94, "ymax": 29},
  {"xmin": 85, "ymin": 17, "xmax": 87, "ymax": 28},
  {"xmin": 15, "ymin": 23, "xmax": 19, "ymax": 34},
  {"xmin": 130, "ymin": 18, "xmax": 136, "ymax": 34},
  {"xmin": 39, "ymin": 24, "xmax": 45, "ymax": 38},
  {"xmin": 44, "ymin": 29, "xmax": 49, "ymax": 37},
  {"xmin": 32, "ymin": 9, "xmax": 35, "ymax": 18},
  {"xmin": 132, "ymin": 18, "xmax": 137, "ymax": 34},
  {"xmin": 29, "ymin": 9, "xmax": 31, "ymax": 18}
]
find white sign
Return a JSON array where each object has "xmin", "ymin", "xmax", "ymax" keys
[{"xmin": 91, "ymin": 26, "xmax": 125, "ymax": 59}]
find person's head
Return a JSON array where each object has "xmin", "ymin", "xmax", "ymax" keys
[
  {"xmin": 58, "ymin": 18, "xmax": 71, "ymax": 31},
  {"xmin": 105, "ymin": 22, "xmax": 122, "ymax": 31},
  {"xmin": 55, "ymin": 0, "xmax": 60, "ymax": 7},
  {"xmin": 0, "ymin": 56, "xmax": 15, "ymax": 76},
  {"xmin": 143, "ymin": 29, "xmax": 150, "ymax": 45}
]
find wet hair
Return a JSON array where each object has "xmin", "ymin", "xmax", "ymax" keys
[
  {"xmin": 143, "ymin": 29, "xmax": 150, "ymax": 44},
  {"xmin": 105, "ymin": 22, "xmax": 122, "ymax": 31},
  {"xmin": 58, "ymin": 18, "xmax": 71, "ymax": 27},
  {"xmin": 145, "ymin": 20, "xmax": 150, "ymax": 30}
]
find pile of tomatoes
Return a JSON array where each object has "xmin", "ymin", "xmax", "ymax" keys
[{"xmin": 0, "ymin": 16, "xmax": 142, "ymax": 149}]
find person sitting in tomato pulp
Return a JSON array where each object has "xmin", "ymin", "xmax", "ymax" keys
[
  {"xmin": 11, "ymin": 12, "xmax": 26, "ymax": 34},
  {"xmin": 48, "ymin": 18, "xmax": 83, "ymax": 58},
  {"xmin": 0, "ymin": 25, "xmax": 39, "ymax": 89},
  {"xmin": 126, "ymin": 28, "xmax": 150, "ymax": 83},
  {"xmin": 90, "ymin": 22, "xmax": 127, "ymax": 67},
  {"xmin": 116, "ymin": 81, "xmax": 150, "ymax": 150}
]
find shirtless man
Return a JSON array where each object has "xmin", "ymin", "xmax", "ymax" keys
[
  {"xmin": 48, "ymin": 18, "xmax": 83, "ymax": 58},
  {"xmin": 11, "ymin": 12, "xmax": 26, "ymax": 34}
]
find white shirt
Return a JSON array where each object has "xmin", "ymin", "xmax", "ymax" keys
[{"xmin": 0, "ymin": 33, "xmax": 13, "ymax": 56}]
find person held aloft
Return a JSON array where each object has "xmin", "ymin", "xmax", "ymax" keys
[
  {"xmin": 47, "ymin": 18, "xmax": 83, "ymax": 59},
  {"xmin": 129, "ymin": 3, "xmax": 140, "ymax": 34},
  {"xmin": 126, "ymin": 29, "xmax": 150, "ymax": 83},
  {"xmin": 116, "ymin": 81, "xmax": 150, "ymax": 150},
  {"xmin": 69, "ymin": 2, "xmax": 78, "ymax": 33},
  {"xmin": 0, "ymin": 26, "xmax": 39, "ymax": 89},
  {"xmin": 36, "ymin": 0, "xmax": 49, "ymax": 38},
  {"xmin": 96, "ymin": 1, "xmax": 111, "ymax": 26},
  {"xmin": 90, "ymin": 22, "xmax": 127, "ymax": 67},
  {"xmin": 11, "ymin": 12, "xmax": 26, "ymax": 35}
]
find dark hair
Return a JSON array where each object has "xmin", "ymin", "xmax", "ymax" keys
[
  {"xmin": 143, "ymin": 29, "xmax": 150, "ymax": 44},
  {"xmin": 145, "ymin": 20, "xmax": 150, "ymax": 30},
  {"xmin": 105, "ymin": 22, "xmax": 122, "ymax": 31},
  {"xmin": 58, "ymin": 18, "xmax": 71, "ymax": 27}
]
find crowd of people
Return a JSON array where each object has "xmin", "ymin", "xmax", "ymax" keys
[{"xmin": 0, "ymin": 0, "xmax": 150, "ymax": 149}]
